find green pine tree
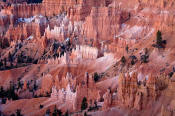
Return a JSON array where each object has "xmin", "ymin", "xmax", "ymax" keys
[
  {"xmin": 121, "ymin": 56, "xmax": 126, "ymax": 64},
  {"xmin": 52, "ymin": 105, "xmax": 57, "ymax": 116},
  {"xmin": 81, "ymin": 97, "xmax": 88, "ymax": 111},
  {"xmin": 156, "ymin": 30, "xmax": 162, "ymax": 46}
]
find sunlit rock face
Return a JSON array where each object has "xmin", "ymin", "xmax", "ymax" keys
[
  {"xmin": 1, "ymin": 0, "xmax": 175, "ymax": 116},
  {"xmin": 48, "ymin": 72, "xmax": 100, "ymax": 111},
  {"xmin": 46, "ymin": 45, "xmax": 98, "ymax": 65}
]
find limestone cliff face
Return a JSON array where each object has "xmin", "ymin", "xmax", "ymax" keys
[
  {"xmin": 1, "ymin": 0, "xmax": 118, "ymax": 20},
  {"xmin": 46, "ymin": 45, "xmax": 98, "ymax": 65},
  {"xmin": 1, "ymin": 0, "xmax": 175, "ymax": 48},
  {"xmin": 1, "ymin": 0, "xmax": 175, "ymax": 115},
  {"xmin": 40, "ymin": 74, "xmax": 53, "ymax": 94},
  {"xmin": 44, "ymin": 14, "xmax": 82, "ymax": 40},
  {"xmin": 109, "ymin": 73, "xmax": 168, "ymax": 110},
  {"xmin": 4, "ymin": 22, "xmax": 41, "ymax": 40},
  {"xmin": 12, "ymin": 3, "xmax": 43, "ymax": 17},
  {"xmin": 81, "ymin": 7, "xmax": 130, "ymax": 42},
  {"xmin": 49, "ymin": 72, "xmax": 100, "ymax": 111},
  {"xmin": 102, "ymin": 89, "xmax": 112, "ymax": 110},
  {"xmin": 51, "ymin": 84, "xmax": 77, "ymax": 111}
]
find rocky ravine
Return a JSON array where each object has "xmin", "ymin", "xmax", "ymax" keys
[{"xmin": 0, "ymin": 0, "xmax": 175, "ymax": 116}]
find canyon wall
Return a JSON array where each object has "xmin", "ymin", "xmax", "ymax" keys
[
  {"xmin": 49, "ymin": 72, "xmax": 100, "ymax": 111},
  {"xmin": 101, "ymin": 72, "xmax": 169, "ymax": 111},
  {"xmin": 46, "ymin": 45, "xmax": 98, "ymax": 65},
  {"xmin": 1, "ymin": 0, "xmax": 175, "ymax": 49}
]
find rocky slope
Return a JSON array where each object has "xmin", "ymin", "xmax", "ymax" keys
[{"xmin": 0, "ymin": 0, "xmax": 175, "ymax": 116}]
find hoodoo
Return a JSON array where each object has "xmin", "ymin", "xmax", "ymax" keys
[{"xmin": 0, "ymin": 0, "xmax": 175, "ymax": 116}]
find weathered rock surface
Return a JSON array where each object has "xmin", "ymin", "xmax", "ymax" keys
[{"xmin": 1, "ymin": 0, "xmax": 175, "ymax": 116}]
